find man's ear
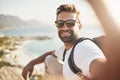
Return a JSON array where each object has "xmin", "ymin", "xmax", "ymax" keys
[{"xmin": 78, "ymin": 23, "xmax": 82, "ymax": 29}]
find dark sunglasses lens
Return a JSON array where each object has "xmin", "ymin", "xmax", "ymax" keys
[
  {"xmin": 55, "ymin": 21, "xmax": 64, "ymax": 28},
  {"xmin": 66, "ymin": 20, "xmax": 75, "ymax": 27}
]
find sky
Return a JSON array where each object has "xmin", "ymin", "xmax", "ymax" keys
[
  {"xmin": 0, "ymin": 0, "xmax": 100, "ymax": 26},
  {"xmin": 0, "ymin": 0, "xmax": 120, "ymax": 26}
]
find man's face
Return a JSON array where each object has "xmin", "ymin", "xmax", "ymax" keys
[{"xmin": 56, "ymin": 12, "xmax": 81, "ymax": 42}]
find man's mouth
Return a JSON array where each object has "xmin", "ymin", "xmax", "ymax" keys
[{"xmin": 60, "ymin": 30, "xmax": 72, "ymax": 37}]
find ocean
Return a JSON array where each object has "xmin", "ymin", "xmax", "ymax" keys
[
  {"xmin": 0, "ymin": 26, "xmax": 105, "ymax": 55},
  {"xmin": 0, "ymin": 25, "xmax": 105, "ymax": 66}
]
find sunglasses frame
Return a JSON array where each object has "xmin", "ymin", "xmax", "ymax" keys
[{"xmin": 55, "ymin": 19, "xmax": 78, "ymax": 28}]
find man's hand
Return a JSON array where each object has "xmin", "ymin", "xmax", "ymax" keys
[{"xmin": 22, "ymin": 62, "xmax": 34, "ymax": 80}]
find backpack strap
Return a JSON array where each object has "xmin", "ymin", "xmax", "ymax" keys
[
  {"xmin": 63, "ymin": 49, "xmax": 66, "ymax": 61},
  {"xmin": 63, "ymin": 37, "xmax": 96, "ymax": 75},
  {"xmin": 68, "ymin": 38, "xmax": 91, "ymax": 74}
]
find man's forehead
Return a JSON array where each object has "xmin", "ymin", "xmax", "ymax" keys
[{"xmin": 57, "ymin": 12, "xmax": 77, "ymax": 20}]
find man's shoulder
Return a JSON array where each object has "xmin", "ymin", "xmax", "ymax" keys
[
  {"xmin": 75, "ymin": 39, "xmax": 97, "ymax": 49},
  {"xmin": 56, "ymin": 46, "xmax": 65, "ymax": 52},
  {"xmin": 55, "ymin": 46, "xmax": 65, "ymax": 59},
  {"xmin": 74, "ymin": 39, "xmax": 104, "ymax": 56}
]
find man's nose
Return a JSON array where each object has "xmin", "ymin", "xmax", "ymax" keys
[{"xmin": 62, "ymin": 23, "xmax": 68, "ymax": 29}]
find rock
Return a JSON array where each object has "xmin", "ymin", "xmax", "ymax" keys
[{"xmin": 0, "ymin": 66, "xmax": 24, "ymax": 80}]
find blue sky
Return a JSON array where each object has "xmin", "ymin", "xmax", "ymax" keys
[{"xmin": 0, "ymin": 0, "xmax": 120, "ymax": 26}]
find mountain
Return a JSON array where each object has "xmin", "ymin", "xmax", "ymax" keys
[{"xmin": 0, "ymin": 14, "xmax": 43, "ymax": 28}]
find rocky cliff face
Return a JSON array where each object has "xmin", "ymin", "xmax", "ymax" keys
[{"xmin": 0, "ymin": 66, "xmax": 24, "ymax": 80}]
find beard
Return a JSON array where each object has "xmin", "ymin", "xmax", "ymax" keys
[{"xmin": 58, "ymin": 30, "xmax": 77, "ymax": 43}]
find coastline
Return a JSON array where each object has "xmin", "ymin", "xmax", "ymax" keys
[{"xmin": 0, "ymin": 35, "xmax": 51, "ymax": 80}]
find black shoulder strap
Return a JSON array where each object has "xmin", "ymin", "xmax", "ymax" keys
[
  {"xmin": 69, "ymin": 38, "xmax": 93, "ymax": 74},
  {"xmin": 63, "ymin": 37, "xmax": 95, "ymax": 75},
  {"xmin": 63, "ymin": 49, "xmax": 66, "ymax": 61}
]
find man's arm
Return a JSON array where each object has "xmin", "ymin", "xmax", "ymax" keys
[
  {"xmin": 87, "ymin": 0, "xmax": 120, "ymax": 56},
  {"xmin": 88, "ymin": 0, "xmax": 120, "ymax": 38},
  {"xmin": 22, "ymin": 50, "xmax": 55, "ymax": 80},
  {"xmin": 89, "ymin": 58, "xmax": 107, "ymax": 80},
  {"xmin": 29, "ymin": 50, "xmax": 55, "ymax": 65},
  {"xmin": 87, "ymin": 0, "xmax": 120, "ymax": 80}
]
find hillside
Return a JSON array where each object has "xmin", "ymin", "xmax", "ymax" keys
[{"xmin": 0, "ymin": 14, "xmax": 43, "ymax": 29}]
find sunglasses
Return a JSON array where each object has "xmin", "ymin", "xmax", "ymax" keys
[{"xmin": 55, "ymin": 20, "xmax": 78, "ymax": 28}]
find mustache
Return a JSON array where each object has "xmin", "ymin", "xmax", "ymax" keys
[{"xmin": 59, "ymin": 30, "xmax": 72, "ymax": 33}]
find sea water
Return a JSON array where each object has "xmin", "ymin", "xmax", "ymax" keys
[{"xmin": 1, "ymin": 25, "xmax": 104, "ymax": 57}]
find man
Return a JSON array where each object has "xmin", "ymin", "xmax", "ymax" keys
[{"xmin": 22, "ymin": 4, "xmax": 106, "ymax": 80}]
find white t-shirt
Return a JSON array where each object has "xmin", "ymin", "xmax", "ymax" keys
[{"xmin": 55, "ymin": 40, "xmax": 106, "ymax": 80}]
